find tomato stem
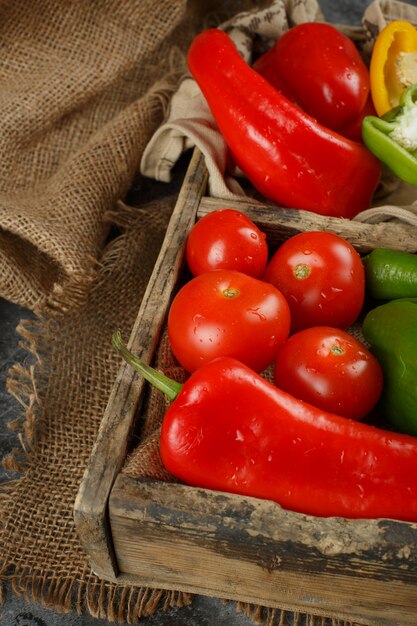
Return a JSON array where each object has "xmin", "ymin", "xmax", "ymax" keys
[
  {"xmin": 222, "ymin": 287, "xmax": 240, "ymax": 298},
  {"xmin": 112, "ymin": 330, "xmax": 183, "ymax": 401},
  {"xmin": 294, "ymin": 263, "xmax": 311, "ymax": 279}
]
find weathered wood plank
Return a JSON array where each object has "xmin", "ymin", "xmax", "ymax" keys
[
  {"xmin": 74, "ymin": 149, "xmax": 208, "ymax": 580},
  {"xmin": 198, "ymin": 196, "xmax": 417, "ymax": 254},
  {"xmin": 109, "ymin": 474, "xmax": 417, "ymax": 626}
]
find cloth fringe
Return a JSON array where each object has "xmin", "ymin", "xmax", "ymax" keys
[
  {"xmin": 235, "ymin": 602, "xmax": 363, "ymax": 626},
  {"xmin": 3, "ymin": 315, "xmax": 45, "ymax": 475},
  {"xmin": 0, "ymin": 566, "xmax": 192, "ymax": 623}
]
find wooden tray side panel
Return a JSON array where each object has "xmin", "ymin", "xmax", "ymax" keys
[
  {"xmin": 109, "ymin": 475, "xmax": 417, "ymax": 626},
  {"xmin": 198, "ymin": 197, "xmax": 417, "ymax": 254}
]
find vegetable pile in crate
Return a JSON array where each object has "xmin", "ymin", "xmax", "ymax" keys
[
  {"xmin": 75, "ymin": 12, "xmax": 417, "ymax": 626},
  {"xmin": 113, "ymin": 207, "xmax": 417, "ymax": 523}
]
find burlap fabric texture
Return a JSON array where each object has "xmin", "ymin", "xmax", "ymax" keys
[{"xmin": 1, "ymin": 1, "xmax": 417, "ymax": 626}]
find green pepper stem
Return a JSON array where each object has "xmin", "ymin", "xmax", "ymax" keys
[
  {"xmin": 365, "ymin": 115, "xmax": 394, "ymax": 133},
  {"xmin": 401, "ymin": 82, "xmax": 417, "ymax": 108},
  {"xmin": 112, "ymin": 330, "xmax": 182, "ymax": 401}
]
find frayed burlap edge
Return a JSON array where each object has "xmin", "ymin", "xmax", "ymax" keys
[{"xmin": 234, "ymin": 601, "xmax": 364, "ymax": 626}]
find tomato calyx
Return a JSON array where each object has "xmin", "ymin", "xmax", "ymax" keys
[
  {"xmin": 330, "ymin": 344, "xmax": 345, "ymax": 356},
  {"xmin": 222, "ymin": 287, "xmax": 240, "ymax": 298},
  {"xmin": 293, "ymin": 263, "xmax": 311, "ymax": 280}
]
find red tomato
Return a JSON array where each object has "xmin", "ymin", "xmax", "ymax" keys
[
  {"xmin": 338, "ymin": 93, "xmax": 377, "ymax": 143},
  {"xmin": 168, "ymin": 269, "xmax": 291, "ymax": 373},
  {"xmin": 186, "ymin": 209, "xmax": 268, "ymax": 278},
  {"xmin": 253, "ymin": 22, "xmax": 370, "ymax": 132},
  {"xmin": 262, "ymin": 231, "xmax": 365, "ymax": 333},
  {"xmin": 273, "ymin": 326, "xmax": 384, "ymax": 421}
]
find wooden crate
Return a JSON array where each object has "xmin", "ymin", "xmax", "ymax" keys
[{"xmin": 74, "ymin": 148, "xmax": 417, "ymax": 626}]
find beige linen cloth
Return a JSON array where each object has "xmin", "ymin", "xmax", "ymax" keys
[{"xmin": 0, "ymin": 1, "xmax": 416, "ymax": 626}]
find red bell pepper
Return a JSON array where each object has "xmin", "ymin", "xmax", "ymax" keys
[
  {"xmin": 113, "ymin": 331, "xmax": 417, "ymax": 522},
  {"xmin": 252, "ymin": 22, "xmax": 371, "ymax": 134},
  {"xmin": 187, "ymin": 28, "xmax": 381, "ymax": 219}
]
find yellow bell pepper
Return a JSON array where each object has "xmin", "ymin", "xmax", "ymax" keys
[{"xmin": 370, "ymin": 19, "xmax": 417, "ymax": 116}]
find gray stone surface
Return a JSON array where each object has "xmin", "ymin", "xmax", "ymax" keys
[{"xmin": 0, "ymin": 299, "xmax": 34, "ymax": 486}]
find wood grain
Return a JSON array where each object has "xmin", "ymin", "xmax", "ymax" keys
[
  {"xmin": 109, "ymin": 475, "xmax": 417, "ymax": 626},
  {"xmin": 198, "ymin": 196, "xmax": 417, "ymax": 254}
]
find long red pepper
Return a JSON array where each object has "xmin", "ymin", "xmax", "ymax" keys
[
  {"xmin": 113, "ymin": 331, "xmax": 417, "ymax": 522},
  {"xmin": 187, "ymin": 28, "xmax": 381, "ymax": 219}
]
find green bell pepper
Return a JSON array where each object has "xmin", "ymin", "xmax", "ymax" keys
[
  {"xmin": 362, "ymin": 83, "xmax": 417, "ymax": 185},
  {"xmin": 362, "ymin": 299, "xmax": 417, "ymax": 436},
  {"xmin": 362, "ymin": 247, "xmax": 417, "ymax": 299}
]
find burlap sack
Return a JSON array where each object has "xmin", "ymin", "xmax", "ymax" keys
[{"xmin": 1, "ymin": 1, "xmax": 416, "ymax": 626}]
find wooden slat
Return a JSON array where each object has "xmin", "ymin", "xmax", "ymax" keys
[
  {"xmin": 74, "ymin": 149, "xmax": 208, "ymax": 579},
  {"xmin": 198, "ymin": 196, "xmax": 417, "ymax": 254},
  {"xmin": 109, "ymin": 474, "xmax": 417, "ymax": 626}
]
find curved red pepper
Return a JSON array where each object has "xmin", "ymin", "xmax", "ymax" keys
[
  {"xmin": 113, "ymin": 332, "xmax": 417, "ymax": 522},
  {"xmin": 188, "ymin": 29, "xmax": 381, "ymax": 219}
]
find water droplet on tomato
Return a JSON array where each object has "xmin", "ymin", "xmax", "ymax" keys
[{"xmin": 248, "ymin": 307, "xmax": 266, "ymax": 321}]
